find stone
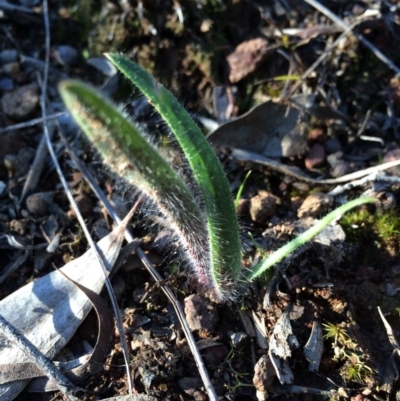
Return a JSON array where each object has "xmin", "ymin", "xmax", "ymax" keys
[
  {"xmin": 305, "ymin": 143, "xmax": 325, "ymax": 170},
  {"xmin": 250, "ymin": 190, "xmax": 280, "ymax": 223},
  {"xmin": 297, "ymin": 192, "xmax": 334, "ymax": 218},
  {"xmin": 184, "ymin": 294, "xmax": 218, "ymax": 332}
]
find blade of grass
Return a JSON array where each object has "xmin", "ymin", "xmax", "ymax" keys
[
  {"xmin": 106, "ymin": 53, "xmax": 242, "ymax": 300},
  {"xmin": 235, "ymin": 170, "xmax": 252, "ymax": 209},
  {"xmin": 247, "ymin": 197, "xmax": 376, "ymax": 280}
]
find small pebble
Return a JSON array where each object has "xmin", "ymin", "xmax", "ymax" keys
[
  {"xmin": 253, "ymin": 354, "xmax": 276, "ymax": 393},
  {"xmin": 0, "ymin": 49, "xmax": 18, "ymax": 64},
  {"xmin": 193, "ymin": 390, "xmax": 207, "ymax": 401},
  {"xmin": 71, "ymin": 194, "xmax": 94, "ymax": 218},
  {"xmin": 178, "ymin": 377, "xmax": 202, "ymax": 396},
  {"xmin": 308, "ymin": 127, "xmax": 325, "ymax": 142},
  {"xmin": 52, "ymin": 45, "xmax": 80, "ymax": 67},
  {"xmin": 26, "ymin": 192, "xmax": 53, "ymax": 217},
  {"xmin": 383, "ymin": 149, "xmax": 400, "ymax": 176},
  {"xmin": 297, "ymin": 192, "xmax": 334, "ymax": 218},
  {"xmin": 250, "ymin": 190, "xmax": 280, "ymax": 223},
  {"xmin": 2, "ymin": 83, "xmax": 39, "ymax": 121},
  {"xmin": 9, "ymin": 219, "xmax": 29, "ymax": 235},
  {"xmin": 305, "ymin": 143, "xmax": 325, "ymax": 170},
  {"xmin": 184, "ymin": 294, "xmax": 218, "ymax": 332},
  {"xmin": 1, "ymin": 62, "xmax": 20, "ymax": 78}
]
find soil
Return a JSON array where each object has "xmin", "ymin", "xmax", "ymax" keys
[{"xmin": 1, "ymin": 1, "xmax": 400, "ymax": 400}]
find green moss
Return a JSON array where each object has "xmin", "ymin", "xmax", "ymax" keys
[{"xmin": 341, "ymin": 208, "xmax": 400, "ymax": 243}]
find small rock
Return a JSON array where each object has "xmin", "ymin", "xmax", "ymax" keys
[
  {"xmin": 330, "ymin": 159, "xmax": 350, "ymax": 178},
  {"xmin": 0, "ymin": 49, "xmax": 18, "ymax": 64},
  {"xmin": 327, "ymin": 151, "xmax": 350, "ymax": 177},
  {"xmin": 383, "ymin": 149, "xmax": 400, "ymax": 176},
  {"xmin": 184, "ymin": 294, "xmax": 218, "ymax": 332},
  {"xmin": 1, "ymin": 62, "xmax": 20, "ymax": 78},
  {"xmin": 227, "ymin": 37, "xmax": 269, "ymax": 83},
  {"xmin": 297, "ymin": 192, "xmax": 333, "ymax": 218},
  {"xmin": 9, "ymin": 219, "xmax": 29, "ymax": 235},
  {"xmin": 202, "ymin": 344, "xmax": 229, "ymax": 365},
  {"xmin": 305, "ymin": 143, "xmax": 326, "ymax": 170},
  {"xmin": 253, "ymin": 354, "xmax": 276, "ymax": 393},
  {"xmin": 178, "ymin": 377, "xmax": 202, "ymax": 396},
  {"xmin": 26, "ymin": 192, "xmax": 53, "ymax": 217},
  {"xmin": 2, "ymin": 83, "xmax": 39, "ymax": 121},
  {"xmin": 314, "ymin": 223, "xmax": 346, "ymax": 246},
  {"xmin": 52, "ymin": 45, "xmax": 81, "ymax": 67},
  {"xmin": 193, "ymin": 390, "xmax": 207, "ymax": 401},
  {"xmin": 250, "ymin": 190, "xmax": 280, "ymax": 223},
  {"xmin": 86, "ymin": 56, "xmax": 117, "ymax": 77},
  {"xmin": 235, "ymin": 198, "xmax": 249, "ymax": 216},
  {"xmin": 71, "ymin": 194, "xmax": 94, "ymax": 219},
  {"xmin": 308, "ymin": 127, "xmax": 325, "ymax": 142}
]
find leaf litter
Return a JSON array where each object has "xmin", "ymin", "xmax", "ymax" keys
[{"xmin": 0, "ymin": 210, "xmax": 134, "ymax": 400}]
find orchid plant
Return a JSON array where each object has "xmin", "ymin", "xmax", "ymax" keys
[{"xmin": 59, "ymin": 53, "xmax": 375, "ymax": 302}]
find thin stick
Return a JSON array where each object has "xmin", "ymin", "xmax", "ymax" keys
[
  {"xmin": 40, "ymin": 0, "xmax": 134, "ymax": 393},
  {"xmin": 284, "ymin": 24, "xmax": 356, "ymax": 98},
  {"xmin": 303, "ymin": 0, "xmax": 400, "ymax": 75},
  {"xmin": 0, "ymin": 314, "xmax": 78, "ymax": 400},
  {"xmin": 0, "ymin": 112, "xmax": 66, "ymax": 135}
]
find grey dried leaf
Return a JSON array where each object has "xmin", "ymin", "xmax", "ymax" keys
[
  {"xmin": 303, "ymin": 321, "xmax": 323, "ymax": 372},
  {"xmin": 207, "ymin": 101, "xmax": 305, "ymax": 158},
  {"xmin": 269, "ymin": 309, "xmax": 298, "ymax": 359},
  {"xmin": 0, "ymin": 215, "xmax": 130, "ymax": 401},
  {"xmin": 268, "ymin": 308, "xmax": 298, "ymax": 384},
  {"xmin": 268, "ymin": 349, "xmax": 294, "ymax": 385}
]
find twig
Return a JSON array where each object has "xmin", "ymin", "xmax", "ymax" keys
[
  {"xmin": 39, "ymin": 0, "xmax": 135, "ymax": 394},
  {"xmin": 284, "ymin": 23, "xmax": 357, "ymax": 98},
  {"xmin": 0, "ymin": 314, "xmax": 78, "ymax": 400},
  {"xmin": 19, "ymin": 106, "xmax": 54, "ymax": 202},
  {"xmin": 57, "ymin": 128, "xmax": 219, "ymax": 401},
  {"xmin": 302, "ymin": 0, "xmax": 400, "ymax": 75},
  {"xmin": 0, "ymin": 112, "xmax": 66, "ymax": 135},
  {"xmin": 231, "ymin": 148, "xmax": 400, "ymax": 185},
  {"xmin": 327, "ymin": 172, "xmax": 400, "ymax": 196},
  {"xmin": 0, "ymin": 1, "xmax": 38, "ymax": 14}
]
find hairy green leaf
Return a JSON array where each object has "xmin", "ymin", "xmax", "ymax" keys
[{"xmin": 106, "ymin": 53, "xmax": 242, "ymax": 299}]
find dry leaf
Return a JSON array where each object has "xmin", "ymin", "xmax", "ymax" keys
[
  {"xmin": 303, "ymin": 321, "xmax": 323, "ymax": 372},
  {"xmin": 226, "ymin": 38, "xmax": 273, "ymax": 83},
  {"xmin": 207, "ymin": 101, "xmax": 306, "ymax": 158},
  {"xmin": 0, "ymin": 214, "xmax": 131, "ymax": 401}
]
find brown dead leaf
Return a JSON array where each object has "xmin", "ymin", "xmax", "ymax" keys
[{"xmin": 226, "ymin": 37, "xmax": 273, "ymax": 83}]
